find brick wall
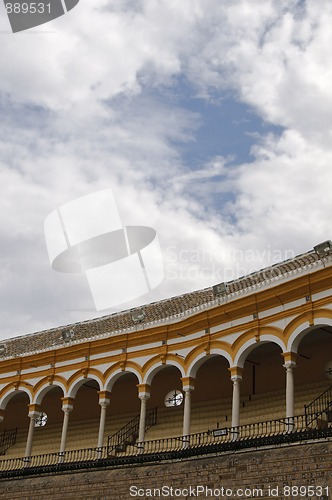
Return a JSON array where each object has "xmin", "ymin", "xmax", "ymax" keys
[{"xmin": 0, "ymin": 440, "xmax": 331, "ymax": 499}]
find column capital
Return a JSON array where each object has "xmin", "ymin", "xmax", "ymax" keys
[
  {"xmin": 61, "ymin": 397, "xmax": 75, "ymax": 412},
  {"xmin": 98, "ymin": 390, "xmax": 111, "ymax": 404},
  {"xmin": 228, "ymin": 366, "xmax": 243, "ymax": 381},
  {"xmin": 181, "ymin": 377, "xmax": 195, "ymax": 391},
  {"xmin": 282, "ymin": 351, "xmax": 297, "ymax": 367},
  {"xmin": 138, "ymin": 393, "xmax": 150, "ymax": 402},
  {"xmin": 137, "ymin": 383, "xmax": 151, "ymax": 398},
  {"xmin": 0, "ymin": 409, "xmax": 5, "ymax": 423},
  {"xmin": 28, "ymin": 403, "xmax": 42, "ymax": 417}
]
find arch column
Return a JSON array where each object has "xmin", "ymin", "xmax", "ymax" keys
[
  {"xmin": 0, "ymin": 409, "xmax": 5, "ymax": 423},
  {"xmin": 137, "ymin": 384, "xmax": 151, "ymax": 451},
  {"xmin": 181, "ymin": 377, "xmax": 195, "ymax": 447},
  {"xmin": 229, "ymin": 367, "xmax": 243, "ymax": 441},
  {"xmin": 282, "ymin": 352, "xmax": 297, "ymax": 432},
  {"xmin": 24, "ymin": 404, "xmax": 41, "ymax": 460},
  {"xmin": 97, "ymin": 390, "xmax": 111, "ymax": 458},
  {"xmin": 59, "ymin": 397, "xmax": 74, "ymax": 459}
]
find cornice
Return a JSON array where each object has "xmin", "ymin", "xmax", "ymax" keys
[{"xmin": 0, "ymin": 249, "xmax": 331, "ymax": 361}]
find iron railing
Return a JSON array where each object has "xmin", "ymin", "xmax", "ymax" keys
[
  {"xmin": 0, "ymin": 429, "xmax": 17, "ymax": 455},
  {"xmin": 107, "ymin": 407, "xmax": 157, "ymax": 453},
  {"xmin": 304, "ymin": 385, "xmax": 332, "ymax": 426},
  {"xmin": 0, "ymin": 446, "xmax": 106, "ymax": 473},
  {"xmin": 0, "ymin": 413, "xmax": 331, "ymax": 478}
]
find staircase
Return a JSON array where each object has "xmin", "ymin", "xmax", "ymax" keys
[
  {"xmin": 0, "ymin": 429, "xmax": 18, "ymax": 455},
  {"xmin": 107, "ymin": 407, "xmax": 157, "ymax": 454},
  {"xmin": 304, "ymin": 385, "xmax": 332, "ymax": 428}
]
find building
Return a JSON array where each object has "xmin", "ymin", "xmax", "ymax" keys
[{"xmin": 0, "ymin": 242, "xmax": 332, "ymax": 498}]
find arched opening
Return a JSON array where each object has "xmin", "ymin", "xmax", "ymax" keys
[
  {"xmin": 66, "ymin": 379, "xmax": 101, "ymax": 450},
  {"xmin": 239, "ymin": 342, "xmax": 284, "ymax": 424},
  {"xmin": 0, "ymin": 391, "xmax": 30, "ymax": 458},
  {"xmin": 109, "ymin": 372, "xmax": 140, "ymax": 417},
  {"xmin": 106, "ymin": 372, "xmax": 141, "ymax": 447},
  {"xmin": 243, "ymin": 342, "xmax": 284, "ymax": 397},
  {"xmin": 147, "ymin": 365, "xmax": 184, "ymax": 439},
  {"xmin": 295, "ymin": 325, "xmax": 332, "ymax": 417},
  {"xmin": 192, "ymin": 355, "xmax": 232, "ymax": 432},
  {"xmin": 30, "ymin": 386, "xmax": 64, "ymax": 455}
]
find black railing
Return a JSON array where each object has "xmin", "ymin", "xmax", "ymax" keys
[
  {"xmin": 107, "ymin": 407, "xmax": 157, "ymax": 453},
  {"xmin": 0, "ymin": 446, "xmax": 106, "ymax": 473},
  {"xmin": 128, "ymin": 414, "xmax": 315, "ymax": 454},
  {"xmin": 1, "ymin": 413, "xmax": 331, "ymax": 478},
  {"xmin": 304, "ymin": 385, "xmax": 332, "ymax": 426},
  {"xmin": 0, "ymin": 429, "xmax": 17, "ymax": 455}
]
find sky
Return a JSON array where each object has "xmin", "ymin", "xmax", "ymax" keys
[{"xmin": 1, "ymin": 0, "xmax": 332, "ymax": 340}]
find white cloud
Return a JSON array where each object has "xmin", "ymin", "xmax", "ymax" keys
[{"xmin": 1, "ymin": 0, "xmax": 332, "ymax": 338}]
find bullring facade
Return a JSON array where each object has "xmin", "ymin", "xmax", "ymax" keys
[{"xmin": 0, "ymin": 242, "xmax": 331, "ymax": 479}]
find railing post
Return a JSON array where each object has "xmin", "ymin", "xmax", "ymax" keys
[
  {"xmin": 97, "ymin": 391, "xmax": 111, "ymax": 459},
  {"xmin": 137, "ymin": 384, "xmax": 151, "ymax": 452},
  {"xmin": 282, "ymin": 352, "xmax": 297, "ymax": 433},
  {"xmin": 304, "ymin": 404, "xmax": 308, "ymax": 426},
  {"xmin": 181, "ymin": 377, "xmax": 195, "ymax": 448},
  {"xmin": 229, "ymin": 367, "xmax": 243, "ymax": 441},
  {"xmin": 24, "ymin": 404, "xmax": 42, "ymax": 462}
]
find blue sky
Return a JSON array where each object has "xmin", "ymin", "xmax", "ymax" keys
[
  {"xmin": 0, "ymin": 0, "xmax": 332, "ymax": 339},
  {"xmin": 172, "ymin": 82, "xmax": 282, "ymax": 167}
]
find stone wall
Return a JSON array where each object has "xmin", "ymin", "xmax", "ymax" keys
[{"xmin": 0, "ymin": 440, "xmax": 331, "ymax": 499}]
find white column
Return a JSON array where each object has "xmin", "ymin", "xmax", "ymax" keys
[
  {"xmin": 181, "ymin": 377, "xmax": 195, "ymax": 448},
  {"xmin": 229, "ymin": 367, "xmax": 243, "ymax": 441},
  {"xmin": 59, "ymin": 409, "xmax": 71, "ymax": 454},
  {"xmin": 97, "ymin": 391, "xmax": 111, "ymax": 458},
  {"xmin": 138, "ymin": 395, "xmax": 149, "ymax": 444},
  {"xmin": 59, "ymin": 398, "xmax": 74, "ymax": 460},
  {"xmin": 24, "ymin": 404, "xmax": 41, "ymax": 460},
  {"xmin": 97, "ymin": 403, "xmax": 108, "ymax": 448},
  {"xmin": 137, "ymin": 384, "xmax": 151, "ymax": 452},
  {"xmin": 182, "ymin": 389, "xmax": 192, "ymax": 446},
  {"xmin": 283, "ymin": 354, "xmax": 297, "ymax": 433}
]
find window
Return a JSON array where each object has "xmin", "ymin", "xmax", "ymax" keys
[
  {"xmin": 164, "ymin": 390, "xmax": 183, "ymax": 407},
  {"xmin": 35, "ymin": 412, "xmax": 48, "ymax": 427}
]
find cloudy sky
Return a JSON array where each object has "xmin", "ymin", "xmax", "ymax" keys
[{"xmin": 1, "ymin": 0, "xmax": 332, "ymax": 340}]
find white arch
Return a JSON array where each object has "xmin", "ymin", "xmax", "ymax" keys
[
  {"xmin": 234, "ymin": 335, "xmax": 286, "ymax": 368},
  {"xmin": 66, "ymin": 374, "xmax": 103, "ymax": 399},
  {"xmin": 33, "ymin": 381, "xmax": 66, "ymax": 405},
  {"xmin": 287, "ymin": 319, "xmax": 332, "ymax": 353},
  {"xmin": 144, "ymin": 360, "xmax": 185, "ymax": 386},
  {"xmin": 0, "ymin": 386, "xmax": 33, "ymax": 411},
  {"xmin": 104, "ymin": 368, "xmax": 141, "ymax": 392},
  {"xmin": 187, "ymin": 350, "xmax": 232, "ymax": 379}
]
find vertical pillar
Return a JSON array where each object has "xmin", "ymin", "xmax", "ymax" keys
[
  {"xmin": 97, "ymin": 391, "xmax": 111, "ymax": 457},
  {"xmin": 59, "ymin": 397, "xmax": 74, "ymax": 460},
  {"xmin": 282, "ymin": 352, "xmax": 297, "ymax": 432},
  {"xmin": 24, "ymin": 404, "xmax": 41, "ymax": 460},
  {"xmin": 181, "ymin": 377, "xmax": 195, "ymax": 447},
  {"xmin": 229, "ymin": 367, "xmax": 243, "ymax": 441},
  {"xmin": 0, "ymin": 409, "xmax": 5, "ymax": 423},
  {"xmin": 137, "ymin": 384, "xmax": 151, "ymax": 451}
]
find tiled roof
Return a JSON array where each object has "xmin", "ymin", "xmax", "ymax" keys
[{"xmin": 1, "ymin": 246, "xmax": 332, "ymax": 359}]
